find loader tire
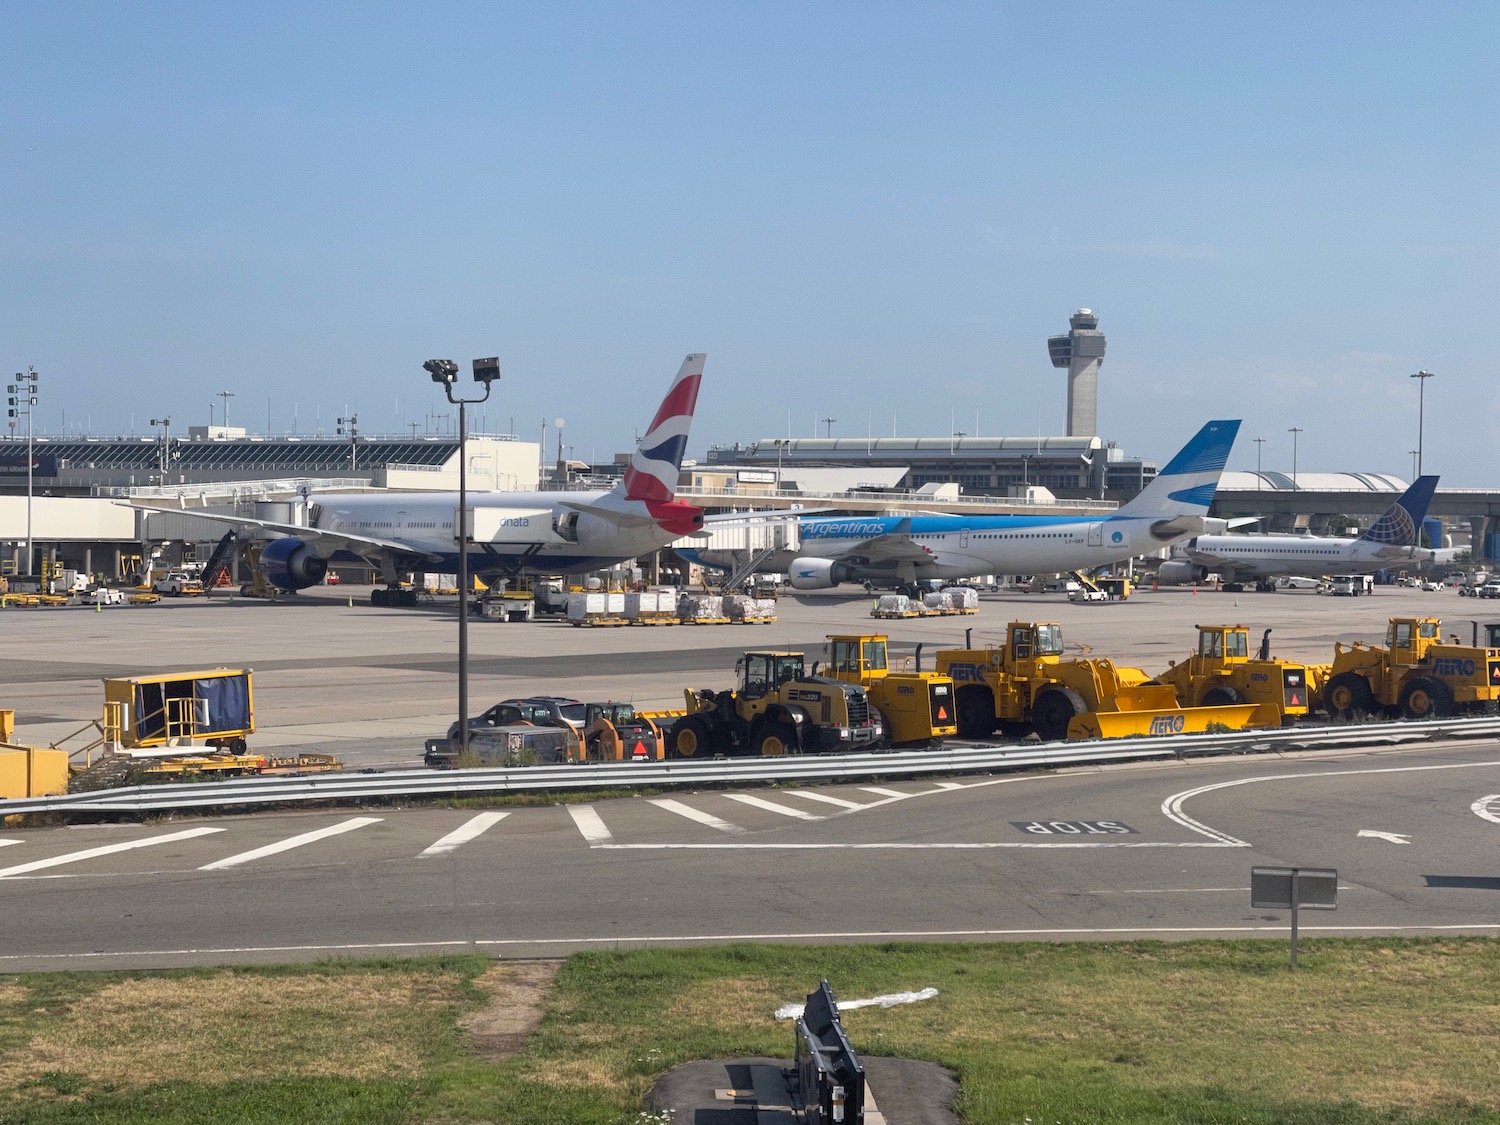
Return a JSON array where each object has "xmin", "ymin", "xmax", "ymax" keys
[
  {"xmin": 1325, "ymin": 672, "xmax": 1375, "ymax": 721},
  {"xmin": 1033, "ymin": 686, "xmax": 1088, "ymax": 742},
  {"xmin": 1200, "ymin": 685, "xmax": 1245, "ymax": 707},
  {"xmin": 955, "ymin": 687, "xmax": 997, "ymax": 740},
  {"xmin": 753, "ymin": 722, "xmax": 797, "ymax": 757},
  {"xmin": 1399, "ymin": 677, "xmax": 1454, "ymax": 721},
  {"xmin": 671, "ymin": 716, "xmax": 714, "ymax": 758}
]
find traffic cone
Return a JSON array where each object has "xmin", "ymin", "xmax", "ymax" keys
[
  {"xmin": 348, "ymin": 595, "xmax": 354, "ymax": 608},
  {"xmin": 96, "ymin": 600, "xmax": 102, "ymax": 613},
  {"xmin": 1192, "ymin": 585, "xmax": 1197, "ymax": 596}
]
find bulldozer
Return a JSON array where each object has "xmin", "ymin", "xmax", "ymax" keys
[
  {"xmin": 1323, "ymin": 616, "xmax": 1500, "ymax": 721},
  {"xmin": 822, "ymin": 634, "xmax": 956, "ymax": 747},
  {"xmin": 935, "ymin": 621, "xmax": 1259, "ymax": 742},
  {"xmin": 671, "ymin": 650, "xmax": 884, "ymax": 757},
  {"xmin": 580, "ymin": 702, "xmax": 665, "ymax": 762},
  {"xmin": 1151, "ymin": 625, "xmax": 1319, "ymax": 728}
]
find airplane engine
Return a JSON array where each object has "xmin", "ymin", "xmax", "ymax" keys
[
  {"xmin": 788, "ymin": 557, "xmax": 855, "ymax": 590},
  {"xmin": 258, "ymin": 537, "xmax": 329, "ymax": 591},
  {"xmin": 1157, "ymin": 560, "xmax": 1210, "ymax": 586}
]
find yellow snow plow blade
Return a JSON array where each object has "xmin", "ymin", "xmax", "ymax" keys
[{"xmin": 1067, "ymin": 704, "xmax": 1260, "ymax": 741}]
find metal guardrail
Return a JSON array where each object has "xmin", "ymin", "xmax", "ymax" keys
[{"xmin": 3, "ymin": 716, "xmax": 1498, "ymax": 817}]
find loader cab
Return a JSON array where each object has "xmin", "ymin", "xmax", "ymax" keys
[
  {"xmin": 1006, "ymin": 622, "xmax": 1063, "ymax": 673},
  {"xmin": 825, "ymin": 636, "xmax": 890, "ymax": 685},
  {"xmin": 738, "ymin": 652, "xmax": 806, "ymax": 699},
  {"xmin": 1484, "ymin": 623, "xmax": 1500, "ymax": 649},
  {"xmin": 1195, "ymin": 625, "xmax": 1250, "ymax": 669},
  {"xmin": 1386, "ymin": 617, "xmax": 1440, "ymax": 665}
]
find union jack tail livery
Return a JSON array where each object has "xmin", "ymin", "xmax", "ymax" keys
[{"xmin": 620, "ymin": 352, "xmax": 706, "ymax": 534}]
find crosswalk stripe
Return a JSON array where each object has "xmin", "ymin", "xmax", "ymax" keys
[
  {"xmin": 785, "ymin": 791, "xmax": 865, "ymax": 810},
  {"xmin": 725, "ymin": 794, "xmax": 822, "ymax": 821},
  {"xmin": 650, "ymin": 799, "xmax": 746, "ymax": 835},
  {"xmin": 859, "ymin": 786, "xmax": 910, "ymax": 798},
  {"xmin": 198, "ymin": 817, "xmax": 382, "ymax": 871},
  {"xmin": 418, "ymin": 811, "xmax": 510, "ymax": 857},
  {"xmin": 0, "ymin": 827, "xmax": 225, "ymax": 878},
  {"xmin": 567, "ymin": 805, "xmax": 614, "ymax": 846},
  {"xmin": 0, "ymin": 840, "xmax": 23, "ymax": 849},
  {"xmin": 934, "ymin": 781, "xmax": 966, "ymax": 790}
]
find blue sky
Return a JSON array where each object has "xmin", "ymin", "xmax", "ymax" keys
[{"xmin": 2, "ymin": 3, "xmax": 1495, "ymax": 483}]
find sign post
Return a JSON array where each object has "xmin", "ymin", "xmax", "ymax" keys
[{"xmin": 1251, "ymin": 866, "xmax": 1337, "ymax": 968}]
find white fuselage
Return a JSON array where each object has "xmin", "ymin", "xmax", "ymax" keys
[{"xmin": 1181, "ymin": 533, "xmax": 1433, "ymax": 581}]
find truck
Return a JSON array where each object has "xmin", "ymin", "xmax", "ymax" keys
[
  {"xmin": 822, "ymin": 634, "xmax": 957, "ymax": 746},
  {"xmin": 670, "ymin": 650, "xmax": 885, "ymax": 757},
  {"xmin": 1150, "ymin": 625, "xmax": 1319, "ymax": 728},
  {"xmin": 935, "ymin": 621, "xmax": 1258, "ymax": 742},
  {"xmin": 1323, "ymin": 616, "xmax": 1500, "ymax": 721}
]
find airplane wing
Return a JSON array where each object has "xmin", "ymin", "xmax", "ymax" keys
[
  {"xmin": 823, "ymin": 518, "xmax": 934, "ymax": 566},
  {"xmin": 118, "ymin": 504, "xmax": 438, "ymax": 560}
]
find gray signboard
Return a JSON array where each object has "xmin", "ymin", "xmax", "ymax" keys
[{"xmin": 1251, "ymin": 866, "xmax": 1338, "ymax": 910}]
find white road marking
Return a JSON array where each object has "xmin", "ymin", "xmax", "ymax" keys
[
  {"xmin": 0, "ymin": 840, "xmax": 22, "ymax": 848},
  {"xmin": 567, "ymin": 804, "xmax": 614, "ymax": 846},
  {"xmin": 0, "ymin": 827, "xmax": 225, "ymax": 878},
  {"xmin": 597, "ymin": 840, "xmax": 1233, "ymax": 850},
  {"xmin": 1473, "ymin": 795, "xmax": 1500, "ymax": 825},
  {"xmin": 1357, "ymin": 829, "xmax": 1411, "ymax": 844},
  {"xmin": 417, "ymin": 812, "xmax": 510, "ymax": 857},
  {"xmin": 650, "ymin": 799, "xmax": 746, "ymax": 835},
  {"xmin": 1163, "ymin": 760, "xmax": 1500, "ymax": 848},
  {"xmin": 784, "ymin": 790, "xmax": 865, "ymax": 810},
  {"xmin": 198, "ymin": 817, "xmax": 381, "ymax": 871},
  {"xmin": 859, "ymin": 786, "xmax": 910, "ymax": 798},
  {"xmin": 725, "ymin": 793, "xmax": 822, "ymax": 820},
  {"xmin": 933, "ymin": 781, "xmax": 966, "ymax": 790}
]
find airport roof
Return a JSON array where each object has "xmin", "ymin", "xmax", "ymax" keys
[
  {"xmin": 1219, "ymin": 471, "xmax": 1410, "ymax": 492},
  {"xmin": 15, "ymin": 436, "xmax": 463, "ymax": 472}
]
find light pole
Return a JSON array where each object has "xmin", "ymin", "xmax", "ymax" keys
[
  {"xmin": 8, "ymin": 368, "xmax": 38, "ymax": 575},
  {"xmin": 337, "ymin": 414, "xmax": 359, "ymax": 469},
  {"xmin": 150, "ymin": 416, "xmax": 172, "ymax": 483},
  {"xmin": 770, "ymin": 438, "xmax": 789, "ymax": 491},
  {"xmin": 217, "ymin": 389, "xmax": 235, "ymax": 429},
  {"xmin": 1409, "ymin": 450, "xmax": 1419, "ymax": 481},
  {"xmin": 1253, "ymin": 437, "xmax": 1266, "ymax": 489},
  {"xmin": 1410, "ymin": 370, "xmax": 1434, "ymax": 476},
  {"xmin": 1288, "ymin": 427, "xmax": 1303, "ymax": 489},
  {"xmin": 821, "ymin": 416, "xmax": 836, "ymax": 438},
  {"xmin": 425, "ymin": 357, "xmax": 499, "ymax": 760}
]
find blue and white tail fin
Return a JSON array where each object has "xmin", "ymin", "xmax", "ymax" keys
[
  {"xmin": 1116, "ymin": 419, "xmax": 1241, "ymax": 521},
  {"xmin": 1358, "ymin": 475, "xmax": 1439, "ymax": 546}
]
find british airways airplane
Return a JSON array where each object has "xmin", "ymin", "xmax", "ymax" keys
[
  {"xmin": 1159, "ymin": 475, "xmax": 1440, "ymax": 592},
  {"xmin": 682, "ymin": 419, "xmax": 1242, "ymax": 591},
  {"xmin": 141, "ymin": 354, "xmax": 716, "ymax": 603}
]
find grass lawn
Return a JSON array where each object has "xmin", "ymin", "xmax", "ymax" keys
[{"xmin": 2, "ymin": 938, "xmax": 1498, "ymax": 1124}]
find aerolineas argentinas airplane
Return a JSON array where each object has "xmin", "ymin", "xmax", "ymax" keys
[
  {"xmin": 687, "ymin": 418, "xmax": 1241, "ymax": 591},
  {"xmin": 145, "ymin": 354, "xmax": 714, "ymax": 601},
  {"xmin": 1158, "ymin": 474, "xmax": 1440, "ymax": 592}
]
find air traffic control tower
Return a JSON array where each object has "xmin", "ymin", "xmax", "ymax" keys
[{"xmin": 1048, "ymin": 308, "xmax": 1107, "ymax": 437}]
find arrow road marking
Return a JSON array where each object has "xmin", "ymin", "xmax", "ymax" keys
[
  {"xmin": 1473, "ymin": 795, "xmax": 1500, "ymax": 825},
  {"xmin": 1358, "ymin": 829, "xmax": 1411, "ymax": 844}
]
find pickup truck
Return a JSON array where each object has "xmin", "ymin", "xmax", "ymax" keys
[{"xmin": 151, "ymin": 571, "xmax": 205, "ymax": 597}]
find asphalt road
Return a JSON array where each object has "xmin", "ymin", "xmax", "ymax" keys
[{"xmin": 2, "ymin": 739, "xmax": 1497, "ymax": 970}]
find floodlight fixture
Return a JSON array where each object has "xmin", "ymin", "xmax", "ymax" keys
[
  {"xmin": 472, "ymin": 357, "xmax": 500, "ymax": 385},
  {"xmin": 424, "ymin": 359, "xmax": 459, "ymax": 385}
]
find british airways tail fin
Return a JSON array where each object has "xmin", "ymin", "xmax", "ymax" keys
[
  {"xmin": 1116, "ymin": 419, "xmax": 1241, "ymax": 519},
  {"xmin": 1358, "ymin": 475, "xmax": 1439, "ymax": 546},
  {"xmin": 602, "ymin": 353, "xmax": 706, "ymax": 535}
]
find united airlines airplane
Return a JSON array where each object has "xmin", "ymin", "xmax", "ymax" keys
[
  {"xmin": 137, "ymin": 354, "xmax": 717, "ymax": 603},
  {"xmin": 1159, "ymin": 474, "xmax": 1440, "ymax": 592},
  {"xmin": 682, "ymin": 419, "xmax": 1242, "ymax": 591}
]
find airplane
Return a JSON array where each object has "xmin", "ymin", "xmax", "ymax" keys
[
  {"xmin": 134, "ymin": 354, "xmax": 720, "ymax": 604},
  {"xmin": 679, "ymin": 419, "xmax": 1242, "ymax": 592},
  {"xmin": 1157, "ymin": 474, "xmax": 1440, "ymax": 592}
]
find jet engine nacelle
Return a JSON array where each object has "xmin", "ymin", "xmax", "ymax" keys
[
  {"xmin": 788, "ymin": 557, "xmax": 855, "ymax": 590},
  {"xmin": 258, "ymin": 536, "xmax": 329, "ymax": 591},
  {"xmin": 1157, "ymin": 559, "xmax": 1210, "ymax": 586}
]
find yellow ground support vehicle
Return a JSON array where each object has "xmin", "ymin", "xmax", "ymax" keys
[
  {"xmin": 102, "ymin": 668, "xmax": 254, "ymax": 751},
  {"xmin": 823, "ymin": 634, "xmax": 957, "ymax": 746},
  {"xmin": 581, "ymin": 702, "xmax": 665, "ymax": 761},
  {"xmin": 1152, "ymin": 625, "xmax": 1319, "ymax": 728},
  {"xmin": 1323, "ymin": 617, "xmax": 1500, "ymax": 721},
  {"xmin": 671, "ymin": 650, "xmax": 883, "ymax": 757},
  {"xmin": 935, "ymin": 622, "xmax": 1258, "ymax": 742}
]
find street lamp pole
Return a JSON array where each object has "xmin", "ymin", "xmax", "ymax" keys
[
  {"xmin": 1253, "ymin": 437, "xmax": 1266, "ymax": 489},
  {"xmin": 1410, "ymin": 370, "xmax": 1434, "ymax": 476},
  {"xmin": 8, "ymin": 368, "xmax": 38, "ymax": 575},
  {"xmin": 217, "ymin": 389, "xmax": 235, "ymax": 429},
  {"xmin": 425, "ymin": 357, "xmax": 500, "ymax": 759},
  {"xmin": 771, "ymin": 438, "xmax": 788, "ymax": 491},
  {"xmin": 1288, "ymin": 427, "xmax": 1303, "ymax": 489},
  {"xmin": 1409, "ymin": 449, "xmax": 1419, "ymax": 480}
]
